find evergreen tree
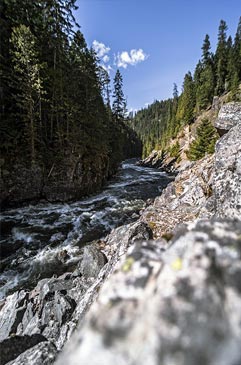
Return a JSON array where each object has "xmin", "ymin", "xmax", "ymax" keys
[
  {"xmin": 176, "ymin": 72, "xmax": 195, "ymax": 125},
  {"xmin": 233, "ymin": 16, "xmax": 241, "ymax": 79},
  {"xmin": 215, "ymin": 20, "xmax": 228, "ymax": 95},
  {"xmin": 112, "ymin": 69, "xmax": 125, "ymax": 121},
  {"xmin": 202, "ymin": 34, "xmax": 212, "ymax": 64},
  {"xmin": 0, "ymin": 0, "xmax": 142, "ymax": 198},
  {"xmin": 187, "ymin": 119, "xmax": 218, "ymax": 160},
  {"xmin": 10, "ymin": 25, "xmax": 44, "ymax": 164},
  {"xmin": 173, "ymin": 83, "xmax": 178, "ymax": 99},
  {"xmin": 195, "ymin": 35, "xmax": 215, "ymax": 111}
]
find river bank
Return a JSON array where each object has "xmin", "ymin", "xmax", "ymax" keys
[{"xmin": 0, "ymin": 103, "xmax": 241, "ymax": 365}]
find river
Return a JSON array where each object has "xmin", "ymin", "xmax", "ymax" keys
[{"xmin": 0, "ymin": 159, "xmax": 173, "ymax": 299}]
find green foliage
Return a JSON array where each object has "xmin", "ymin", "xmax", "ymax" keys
[
  {"xmin": 130, "ymin": 17, "xmax": 241, "ymax": 159},
  {"xmin": 186, "ymin": 119, "xmax": 218, "ymax": 161},
  {"xmin": 176, "ymin": 72, "xmax": 195, "ymax": 125},
  {"xmin": 168, "ymin": 142, "xmax": 180, "ymax": 158},
  {"xmin": 10, "ymin": 25, "xmax": 44, "ymax": 164},
  {"xmin": 112, "ymin": 69, "xmax": 126, "ymax": 121},
  {"xmin": 215, "ymin": 20, "xmax": 228, "ymax": 95},
  {"xmin": 0, "ymin": 0, "xmax": 141, "ymax": 185}
]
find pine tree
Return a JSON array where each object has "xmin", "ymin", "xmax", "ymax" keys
[
  {"xmin": 202, "ymin": 34, "xmax": 212, "ymax": 64},
  {"xmin": 230, "ymin": 72, "xmax": 240, "ymax": 101},
  {"xmin": 195, "ymin": 34, "xmax": 215, "ymax": 110},
  {"xmin": 233, "ymin": 16, "xmax": 241, "ymax": 79},
  {"xmin": 112, "ymin": 69, "xmax": 125, "ymax": 121},
  {"xmin": 10, "ymin": 25, "xmax": 44, "ymax": 164},
  {"xmin": 176, "ymin": 72, "xmax": 195, "ymax": 125},
  {"xmin": 215, "ymin": 20, "xmax": 228, "ymax": 95},
  {"xmin": 187, "ymin": 119, "xmax": 218, "ymax": 160}
]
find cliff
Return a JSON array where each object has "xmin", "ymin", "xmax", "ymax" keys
[{"xmin": 0, "ymin": 124, "xmax": 142, "ymax": 209}]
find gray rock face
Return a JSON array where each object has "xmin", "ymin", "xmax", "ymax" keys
[
  {"xmin": 214, "ymin": 102, "xmax": 241, "ymax": 135},
  {"xmin": 2, "ymin": 106, "xmax": 241, "ymax": 364},
  {"xmin": 0, "ymin": 334, "xmax": 47, "ymax": 365},
  {"xmin": 0, "ymin": 221, "xmax": 152, "ymax": 364},
  {"xmin": 78, "ymin": 246, "xmax": 107, "ymax": 278},
  {"xmin": 6, "ymin": 341, "xmax": 57, "ymax": 365},
  {"xmin": 213, "ymin": 122, "xmax": 241, "ymax": 219},
  {"xmin": 56, "ymin": 103, "xmax": 241, "ymax": 365},
  {"xmin": 56, "ymin": 219, "xmax": 241, "ymax": 365}
]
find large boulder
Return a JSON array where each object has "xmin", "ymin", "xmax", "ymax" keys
[
  {"xmin": 214, "ymin": 102, "xmax": 241, "ymax": 136},
  {"xmin": 213, "ymin": 121, "xmax": 241, "ymax": 219},
  {"xmin": 56, "ymin": 219, "xmax": 241, "ymax": 365}
]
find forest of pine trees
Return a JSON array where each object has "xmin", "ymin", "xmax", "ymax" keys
[
  {"xmin": 0, "ymin": 0, "xmax": 141, "ymax": 204},
  {"xmin": 129, "ymin": 17, "xmax": 241, "ymax": 158}
]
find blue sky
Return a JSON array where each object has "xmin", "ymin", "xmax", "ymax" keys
[{"xmin": 75, "ymin": 0, "xmax": 240, "ymax": 112}]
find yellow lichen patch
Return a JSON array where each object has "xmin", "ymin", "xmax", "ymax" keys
[
  {"xmin": 171, "ymin": 257, "xmax": 183, "ymax": 271},
  {"xmin": 122, "ymin": 257, "xmax": 135, "ymax": 273},
  {"xmin": 148, "ymin": 221, "xmax": 157, "ymax": 230},
  {"xmin": 175, "ymin": 184, "xmax": 184, "ymax": 195}
]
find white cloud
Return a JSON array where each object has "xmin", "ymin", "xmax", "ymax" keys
[
  {"xmin": 116, "ymin": 49, "xmax": 148, "ymax": 69},
  {"xmin": 102, "ymin": 64, "xmax": 113, "ymax": 73},
  {"xmin": 92, "ymin": 40, "xmax": 110, "ymax": 59},
  {"xmin": 102, "ymin": 55, "xmax": 110, "ymax": 63}
]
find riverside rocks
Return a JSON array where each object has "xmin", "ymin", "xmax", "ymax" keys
[
  {"xmin": 56, "ymin": 102, "xmax": 241, "ymax": 365},
  {"xmin": 140, "ymin": 155, "xmax": 214, "ymax": 238},
  {"xmin": 0, "ymin": 154, "xmax": 111, "ymax": 208},
  {"xmin": 213, "ymin": 121, "xmax": 241, "ymax": 219},
  {"xmin": 0, "ymin": 334, "xmax": 48, "ymax": 365},
  {"xmin": 1, "ymin": 103, "xmax": 241, "ymax": 364},
  {"xmin": 214, "ymin": 102, "xmax": 241, "ymax": 135},
  {"xmin": 57, "ymin": 219, "xmax": 241, "ymax": 365},
  {"xmin": 0, "ymin": 222, "xmax": 152, "ymax": 364}
]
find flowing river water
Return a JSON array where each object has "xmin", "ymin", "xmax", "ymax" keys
[{"xmin": 0, "ymin": 159, "xmax": 173, "ymax": 300}]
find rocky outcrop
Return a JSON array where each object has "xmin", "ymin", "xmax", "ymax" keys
[
  {"xmin": 140, "ymin": 155, "xmax": 214, "ymax": 238},
  {"xmin": 6, "ymin": 342, "xmax": 57, "ymax": 365},
  {"xmin": 0, "ymin": 222, "xmax": 152, "ymax": 365},
  {"xmin": 0, "ymin": 154, "xmax": 112, "ymax": 208},
  {"xmin": 56, "ymin": 103, "xmax": 241, "ymax": 365},
  {"xmin": 213, "ymin": 120, "xmax": 241, "ymax": 219},
  {"xmin": 138, "ymin": 150, "xmax": 178, "ymax": 172},
  {"xmin": 57, "ymin": 219, "xmax": 241, "ymax": 365},
  {"xmin": 0, "ymin": 334, "xmax": 48, "ymax": 365},
  {"xmin": 1, "ymin": 104, "xmax": 241, "ymax": 364},
  {"xmin": 214, "ymin": 102, "xmax": 241, "ymax": 136}
]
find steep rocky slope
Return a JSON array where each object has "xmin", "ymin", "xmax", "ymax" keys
[
  {"xmin": 56, "ymin": 102, "xmax": 241, "ymax": 365},
  {"xmin": 139, "ymin": 100, "xmax": 241, "ymax": 173},
  {"xmin": 0, "ymin": 103, "xmax": 240, "ymax": 365}
]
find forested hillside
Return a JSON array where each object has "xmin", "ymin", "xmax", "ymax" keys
[
  {"xmin": 129, "ymin": 18, "xmax": 241, "ymax": 157},
  {"xmin": 0, "ymin": 0, "xmax": 141, "ymax": 207}
]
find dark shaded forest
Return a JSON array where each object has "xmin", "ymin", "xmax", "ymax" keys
[
  {"xmin": 0, "ymin": 0, "xmax": 141, "ymax": 206},
  {"xmin": 129, "ymin": 18, "xmax": 241, "ymax": 157}
]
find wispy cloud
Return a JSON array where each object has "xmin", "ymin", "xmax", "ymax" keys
[
  {"xmin": 92, "ymin": 40, "xmax": 110, "ymax": 59},
  {"xmin": 102, "ymin": 64, "xmax": 113, "ymax": 73},
  {"xmin": 115, "ymin": 49, "xmax": 148, "ymax": 69},
  {"xmin": 102, "ymin": 55, "xmax": 110, "ymax": 63}
]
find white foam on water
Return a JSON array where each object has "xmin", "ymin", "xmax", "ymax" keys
[{"xmin": 12, "ymin": 227, "xmax": 35, "ymax": 244}]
